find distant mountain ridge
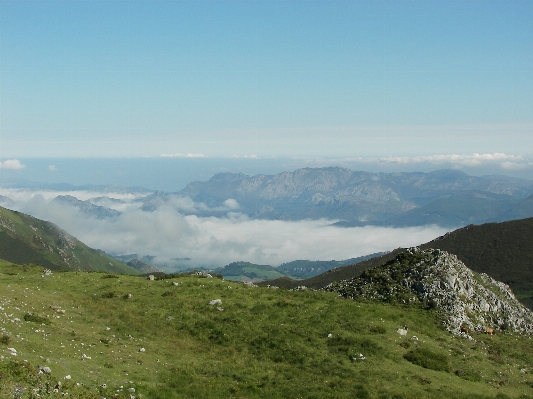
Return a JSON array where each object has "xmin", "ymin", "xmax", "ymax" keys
[{"xmin": 137, "ymin": 167, "xmax": 533, "ymax": 227}]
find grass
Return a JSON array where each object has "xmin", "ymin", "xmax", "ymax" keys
[{"xmin": 2, "ymin": 260, "xmax": 533, "ymax": 398}]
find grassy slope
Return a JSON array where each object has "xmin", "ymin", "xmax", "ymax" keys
[
  {"xmin": 0, "ymin": 206, "xmax": 138, "ymax": 274},
  {"xmin": 2, "ymin": 261, "xmax": 533, "ymax": 398}
]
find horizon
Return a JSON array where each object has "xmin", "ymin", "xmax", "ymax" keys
[{"xmin": 1, "ymin": 155, "xmax": 532, "ymax": 192}]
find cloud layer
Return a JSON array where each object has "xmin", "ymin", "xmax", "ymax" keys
[{"xmin": 4, "ymin": 189, "xmax": 449, "ymax": 270}]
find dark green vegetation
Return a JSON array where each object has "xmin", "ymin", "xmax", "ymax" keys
[
  {"xmin": 213, "ymin": 261, "xmax": 287, "ymax": 282},
  {"xmin": 263, "ymin": 250, "xmax": 403, "ymax": 290},
  {"xmin": 214, "ymin": 256, "xmax": 385, "ymax": 282},
  {"xmin": 3, "ymin": 261, "xmax": 533, "ymax": 398},
  {"xmin": 268, "ymin": 218, "xmax": 533, "ymax": 309},
  {"xmin": 275, "ymin": 253, "xmax": 386, "ymax": 279},
  {"xmin": 0, "ymin": 206, "xmax": 138, "ymax": 274}
]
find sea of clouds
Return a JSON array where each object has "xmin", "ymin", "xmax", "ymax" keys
[{"xmin": 0, "ymin": 187, "xmax": 450, "ymax": 270}]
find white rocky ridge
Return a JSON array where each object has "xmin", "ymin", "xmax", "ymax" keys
[{"xmin": 324, "ymin": 248, "xmax": 533, "ymax": 336}]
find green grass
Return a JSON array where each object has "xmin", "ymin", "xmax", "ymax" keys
[{"xmin": 2, "ymin": 260, "xmax": 533, "ymax": 398}]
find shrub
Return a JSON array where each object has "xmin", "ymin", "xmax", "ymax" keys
[
  {"xmin": 102, "ymin": 274, "xmax": 119, "ymax": 279},
  {"xmin": 0, "ymin": 334, "xmax": 10, "ymax": 345},
  {"xmin": 455, "ymin": 369, "xmax": 482, "ymax": 382},
  {"xmin": 102, "ymin": 291, "xmax": 117, "ymax": 298},
  {"xmin": 370, "ymin": 325, "xmax": 387, "ymax": 334},
  {"xmin": 23, "ymin": 313, "xmax": 50, "ymax": 325},
  {"xmin": 161, "ymin": 291, "xmax": 174, "ymax": 297},
  {"xmin": 403, "ymin": 347, "xmax": 450, "ymax": 372}
]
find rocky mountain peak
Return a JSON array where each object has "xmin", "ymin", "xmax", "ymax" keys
[{"xmin": 324, "ymin": 248, "xmax": 533, "ymax": 337}]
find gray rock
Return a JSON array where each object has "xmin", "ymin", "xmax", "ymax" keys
[{"xmin": 325, "ymin": 248, "xmax": 533, "ymax": 336}]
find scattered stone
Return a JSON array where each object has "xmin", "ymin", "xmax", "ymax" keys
[
  {"xmin": 138, "ymin": 348, "xmax": 145, "ymax": 353},
  {"xmin": 172, "ymin": 282, "xmax": 179, "ymax": 286},
  {"xmin": 39, "ymin": 366, "xmax": 52, "ymax": 374},
  {"xmin": 327, "ymin": 333, "xmax": 333, "ymax": 338},
  {"xmin": 396, "ymin": 328, "xmax": 408, "ymax": 336},
  {"xmin": 147, "ymin": 275, "xmax": 155, "ymax": 281},
  {"xmin": 209, "ymin": 299, "xmax": 222, "ymax": 306},
  {"xmin": 191, "ymin": 271, "xmax": 213, "ymax": 278}
]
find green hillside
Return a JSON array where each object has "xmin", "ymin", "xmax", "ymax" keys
[
  {"xmin": 266, "ymin": 218, "xmax": 533, "ymax": 310},
  {"xmin": 2, "ymin": 261, "xmax": 533, "ymax": 398},
  {"xmin": 0, "ymin": 206, "xmax": 138, "ymax": 274}
]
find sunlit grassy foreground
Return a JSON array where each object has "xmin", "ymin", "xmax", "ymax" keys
[{"xmin": 2, "ymin": 261, "xmax": 533, "ymax": 398}]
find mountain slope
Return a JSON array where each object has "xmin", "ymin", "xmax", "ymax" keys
[
  {"xmin": 0, "ymin": 206, "xmax": 138, "ymax": 274},
  {"xmin": 52, "ymin": 195, "xmax": 121, "ymax": 219},
  {"xmin": 267, "ymin": 217, "xmax": 533, "ymax": 309}
]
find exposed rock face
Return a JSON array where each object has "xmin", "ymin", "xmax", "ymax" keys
[{"xmin": 324, "ymin": 248, "xmax": 533, "ymax": 336}]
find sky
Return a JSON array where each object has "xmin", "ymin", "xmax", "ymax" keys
[{"xmin": 1, "ymin": 0, "xmax": 532, "ymax": 161}]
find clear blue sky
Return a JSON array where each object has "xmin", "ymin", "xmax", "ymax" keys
[{"xmin": 1, "ymin": 0, "xmax": 532, "ymax": 159}]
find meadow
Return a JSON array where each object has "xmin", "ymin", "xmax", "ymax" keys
[{"xmin": 2, "ymin": 261, "xmax": 533, "ymax": 398}]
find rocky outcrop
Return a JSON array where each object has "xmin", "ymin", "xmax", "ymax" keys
[{"xmin": 324, "ymin": 248, "xmax": 533, "ymax": 336}]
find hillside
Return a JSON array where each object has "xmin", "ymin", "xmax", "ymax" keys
[
  {"xmin": 0, "ymin": 206, "xmax": 138, "ymax": 274},
  {"xmin": 419, "ymin": 217, "xmax": 533, "ymax": 309},
  {"xmin": 265, "ymin": 218, "xmax": 533, "ymax": 309},
  {"xmin": 3, "ymin": 261, "xmax": 533, "ymax": 398},
  {"xmin": 212, "ymin": 261, "xmax": 288, "ymax": 282}
]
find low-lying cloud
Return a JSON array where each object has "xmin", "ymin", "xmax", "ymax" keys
[
  {"xmin": 5, "ymin": 191, "xmax": 449, "ymax": 269},
  {"xmin": 379, "ymin": 153, "xmax": 524, "ymax": 167}
]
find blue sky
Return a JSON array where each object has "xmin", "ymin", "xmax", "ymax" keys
[{"xmin": 1, "ymin": 0, "xmax": 532, "ymax": 160}]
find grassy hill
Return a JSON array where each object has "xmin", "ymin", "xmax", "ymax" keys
[
  {"xmin": 0, "ymin": 206, "xmax": 138, "ymax": 274},
  {"xmin": 2, "ymin": 261, "xmax": 533, "ymax": 398}
]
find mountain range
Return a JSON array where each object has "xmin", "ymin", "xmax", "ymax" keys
[{"xmin": 143, "ymin": 168, "xmax": 533, "ymax": 227}]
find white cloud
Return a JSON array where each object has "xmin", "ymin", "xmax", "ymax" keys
[
  {"xmin": 231, "ymin": 155, "xmax": 259, "ymax": 159},
  {"xmin": 160, "ymin": 153, "xmax": 206, "ymax": 158},
  {"xmin": 0, "ymin": 159, "xmax": 25, "ymax": 170},
  {"xmin": 48, "ymin": 165, "xmax": 57, "ymax": 172},
  {"xmin": 223, "ymin": 199, "xmax": 239, "ymax": 210},
  {"xmin": 378, "ymin": 153, "xmax": 523, "ymax": 167}
]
